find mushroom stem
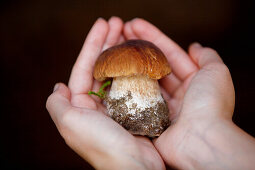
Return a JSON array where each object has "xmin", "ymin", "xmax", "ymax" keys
[{"xmin": 106, "ymin": 75, "xmax": 170, "ymax": 137}]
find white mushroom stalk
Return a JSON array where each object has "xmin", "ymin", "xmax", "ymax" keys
[
  {"xmin": 105, "ymin": 75, "xmax": 169, "ymax": 137},
  {"xmin": 108, "ymin": 75, "xmax": 164, "ymax": 114}
]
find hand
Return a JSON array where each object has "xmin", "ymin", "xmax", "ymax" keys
[
  {"xmin": 46, "ymin": 17, "xmax": 165, "ymax": 170},
  {"xmin": 124, "ymin": 18, "xmax": 255, "ymax": 169}
]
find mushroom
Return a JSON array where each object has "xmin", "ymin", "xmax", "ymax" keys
[{"xmin": 93, "ymin": 40, "xmax": 171, "ymax": 137}]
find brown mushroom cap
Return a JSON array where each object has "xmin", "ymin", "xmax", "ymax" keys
[{"xmin": 93, "ymin": 40, "xmax": 171, "ymax": 81}]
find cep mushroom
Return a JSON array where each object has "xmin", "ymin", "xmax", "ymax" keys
[{"xmin": 93, "ymin": 40, "xmax": 171, "ymax": 137}]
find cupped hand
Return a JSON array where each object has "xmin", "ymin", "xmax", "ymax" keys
[
  {"xmin": 124, "ymin": 18, "xmax": 235, "ymax": 169},
  {"xmin": 46, "ymin": 17, "xmax": 165, "ymax": 170}
]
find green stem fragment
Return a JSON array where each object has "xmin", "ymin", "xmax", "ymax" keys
[
  {"xmin": 88, "ymin": 91, "xmax": 103, "ymax": 98},
  {"xmin": 88, "ymin": 80, "xmax": 111, "ymax": 99}
]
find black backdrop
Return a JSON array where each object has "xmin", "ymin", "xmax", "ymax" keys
[{"xmin": 1, "ymin": 0, "xmax": 254, "ymax": 169}]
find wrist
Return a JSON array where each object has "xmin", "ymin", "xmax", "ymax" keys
[
  {"xmin": 178, "ymin": 117, "xmax": 255, "ymax": 170},
  {"xmin": 93, "ymin": 149, "xmax": 148, "ymax": 170},
  {"xmin": 175, "ymin": 117, "xmax": 232, "ymax": 169}
]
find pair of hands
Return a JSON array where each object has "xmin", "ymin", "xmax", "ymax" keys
[{"xmin": 46, "ymin": 17, "xmax": 254, "ymax": 169}]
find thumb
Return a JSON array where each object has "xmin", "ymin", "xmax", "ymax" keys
[
  {"xmin": 46, "ymin": 83, "xmax": 72, "ymax": 125},
  {"xmin": 181, "ymin": 43, "xmax": 235, "ymax": 119}
]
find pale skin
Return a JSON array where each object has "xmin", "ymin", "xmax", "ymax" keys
[{"xmin": 46, "ymin": 17, "xmax": 255, "ymax": 169}]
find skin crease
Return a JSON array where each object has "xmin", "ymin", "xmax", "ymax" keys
[{"xmin": 46, "ymin": 17, "xmax": 255, "ymax": 170}]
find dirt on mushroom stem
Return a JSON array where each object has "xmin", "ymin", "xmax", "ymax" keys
[{"xmin": 104, "ymin": 75, "xmax": 170, "ymax": 137}]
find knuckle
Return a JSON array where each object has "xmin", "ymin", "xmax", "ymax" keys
[
  {"xmin": 206, "ymin": 62, "xmax": 231, "ymax": 80},
  {"xmin": 57, "ymin": 110, "xmax": 73, "ymax": 138},
  {"xmin": 202, "ymin": 47, "xmax": 219, "ymax": 56},
  {"xmin": 59, "ymin": 109, "xmax": 73, "ymax": 127},
  {"xmin": 214, "ymin": 63, "xmax": 230, "ymax": 75},
  {"xmin": 46, "ymin": 94, "xmax": 55, "ymax": 111},
  {"xmin": 57, "ymin": 109, "xmax": 82, "ymax": 146}
]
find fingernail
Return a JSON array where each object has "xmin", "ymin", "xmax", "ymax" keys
[
  {"xmin": 109, "ymin": 16, "xmax": 117, "ymax": 20},
  {"xmin": 131, "ymin": 17, "xmax": 140, "ymax": 22},
  {"xmin": 97, "ymin": 17, "xmax": 104, "ymax": 21},
  {"xmin": 53, "ymin": 83, "xmax": 59, "ymax": 92},
  {"xmin": 192, "ymin": 42, "xmax": 202, "ymax": 48}
]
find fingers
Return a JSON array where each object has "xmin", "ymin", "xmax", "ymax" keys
[
  {"xmin": 188, "ymin": 43, "xmax": 224, "ymax": 68},
  {"xmin": 68, "ymin": 18, "xmax": 109, "ymax": 95},
  {"xmin": 92, "ymin": 16, "xmax": 123, "ymax": 103},
  {"xmin": 103, "ymin": 16, "xmax": 124, "ymax": 50},
  {"xmin": 91, "ymin": 17, "xmax": 124, "ymax": 104},
  {"xmin": 118, "ymin": 35, "xmax": 125, "ymax": 44},
  {"xmin": 124, "ymin": 18, "xmax": 198, "ymax": 81},
  {"xmin": 46, "ymin": 83, "xmax": 72, "ymax": 125},
  {"xmin": 159, "ymin": 73, "xmax": 182, "ymax": 96},
  {"xmin": 123, "ymin": 21, "xmax": 138, "ymax": 39}
]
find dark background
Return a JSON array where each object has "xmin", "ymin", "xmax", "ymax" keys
[{"xmin": 1, "ymin": 0, "xmax": 254, "ymax": 169}]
